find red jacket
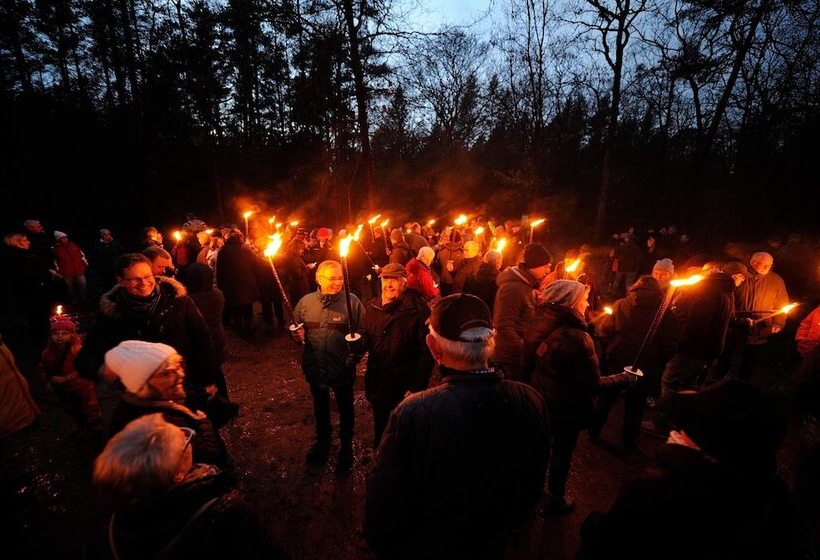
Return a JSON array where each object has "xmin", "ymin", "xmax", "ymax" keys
[
  {"xmin": 797, "ymin": 305, "xmax": 820, "ymax": 358},
  {"xmin": 53, "ymin": 240, "xmax": 87, "ymax": 277},
  {"xmin": 406, "ymin": 258, "xmax": 439, "ymax": 300}
]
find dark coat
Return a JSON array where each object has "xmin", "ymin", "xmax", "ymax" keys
[
  {"xmin": 453, "ymin": 256, "xmax": 481, "ymax": 293},
  {"xmin": 106, "ymin": 467, "xmax": 285, "ymax": 560},
  {"xmin": 110, "ymin": 394, "xmax": 230, "ymax": 469},
  {"xmin": 87, "ymin": 239, "xmax": 124, "ymax": 287},
  {"xmin": 463, "ymin": 263, "xmax": 500, "ymax": 313},
  {"xmin": 405, "ymin": 232, "xmax": 429, "ymax": 254},
  {"xmin": 671, "ymin": 273, "xmax": 735, "ymax": 361},
  {"xmin": 525, "ymin": 303, "xmax": 632, "ymax": 428},
  {"xmin": 435, "ymin": 242, "xmax": 463, "ymax": 285},
  {"xmin": 735, "ymin": 270, "xmax": 789, "ymax": 341},
  {"xmin": 188, "ymin": 288, "xmax": 226, "ymax": 366},
  {"xmin": 215, "ymin": 238, "xmax": 260, "ymax": 306},
  {"xmin": 75, "ymin": 277, "xmax": 215, "ymax": 391},
  {"xmin": 389, "ymin": 242, "xmax": 414, "ymax": 267},
  {"xmin": 578, "ymin": 444, "xmax": 798, "ymax": 560},
  {"xmin": 277, "ymin": 253, "xmax": 311, "ymax": 309},
  {"xmin": 492, "ymin": 266, "xmax": 539, "ymax": 365},
  {"xmin": 598, "ymin": 276, "xmax": 677, "ymax": 376},
  {"xmin": 361, "ymin": 290, "xmax": 434, "ymax": 407},
  {"xmin": 364, "ymin": 368, "xmax": 550, "ymax": 560}
]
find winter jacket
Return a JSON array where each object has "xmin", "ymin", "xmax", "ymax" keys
[
  {"xmin": 87, "ymin": 239, "xmax": 124, "ymax": 284},
  {"xmin": 364, "ymin": 368, "xmax": 550, "ymax": 560},
  {"xmin": 405, "ymin": 258, "xmax": 439, "ymax": 300},
  {"xmin": 578, "ymin": 444, "xmax": 798, "ymax": 560},
  {"xmin": 735, "ymin": 270, "xmax": 789, "ymax": 341},
  {"xmin": 598, "ymin": 276, "xmax": 677, "ymax": 375},
  {"xmin": 453, "ymin": 256, "xmax": 481, "ymax": 293},
  {"xmin": 277, "ymin": 254, "xmax": 312, "ymax": 309},
  {"xmin": 53, "ymin": 240, "xmax": 87, "ymax": 277},
  {"xmin": 389, "ymin": 242, "xmax": 414, "ymax": 267},
  {"xmin": 671, "ymin": 273, "xmax": 735, "ymax": 360},
  {"xmin": 180, "ymin": 263, "xmax": 226, "ymax": 365},
  {"xmin": 110, "ymin": 394, "xmax": 230, "ymax": 469},
  {"xmin": 405, "ymin": 232, "xmax": 429, "ymax": 254},
  {"xmin": 492, "ymin": 266, "xmax": 540, "ymax": 365},
  {"xmin": 525, "ymin": 303, "xmax": 633, "ymax": 427},
  {"xmin": 0, "ymin": 337, "xmax": 40, "ymax": 438},
  {"xmin": 613, "ymin": 240, "xmax": 642, "ymax": 273},
  {"xmin": 435, "ymin": 243, "xmax": 463, "ymax": 285},
  {"xmin": 106, "ymin": 466, "xmax": 285, "ymax": 560},
  {"xmin": 361, "ymin": 290, "xmax": 433, "ymax": 407},
  {"xmin": 797, "ymin": 305, "xmax": 820, "ymax": 358},
  {"xmin": 293, "ymin": 290, "xmax": 364, "ymax": 388},
  {"xmin": 463, "ymin": 263, "xmax": 500, "ymax": 313},
  {"xmin": 75, "ymin": 277, "xmax": 215, "ymax": 391},
  {"xmin": 215, "ymin": 238, "xmax": 260, "ymax": 307}
]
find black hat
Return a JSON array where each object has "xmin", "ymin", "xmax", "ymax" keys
[
  {"xmin": 668, "ymin": 380, "xmax": 785, "ymax": 474},
  {"xmin": 430, "ymin": 294, "xmax": 492, "ymax": 342},
  {"xmin": 522, "ymin": 243, "xmax": 552, "ymax": 269},
  {"xmin": 378, "ymin": 263, "xmax": 407, "ymax": 279}
]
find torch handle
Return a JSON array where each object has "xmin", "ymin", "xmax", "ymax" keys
[
  {"xmin": 632, "ymin": 286, "xmax": 676, "ymax": 371},
  {"xmin": 267, "ymin": 258, "xmax": 296, "ymax": 325},
  {"xmin": 341, "ymin": 256, "xmax": 357, "ymax": 338}
]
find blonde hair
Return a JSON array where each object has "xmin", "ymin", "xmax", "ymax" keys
[{"xmin": 93, "ymin": 414, "xmax": 185, "ymax": 506}]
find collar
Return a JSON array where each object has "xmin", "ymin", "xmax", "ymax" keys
[{"xmin": 439, "ymin": 365, "xmax": 499, "ymax": 382}]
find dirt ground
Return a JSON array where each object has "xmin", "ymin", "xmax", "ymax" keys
[{"xmin": 0, "ymin": 307, "xmax": 802, "ymax": 560}]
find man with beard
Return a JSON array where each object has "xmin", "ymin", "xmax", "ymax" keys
[{"xmin": 361, "ymin": 263, "xmax": 434, "ymax": 446}]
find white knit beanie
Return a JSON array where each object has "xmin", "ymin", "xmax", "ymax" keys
[
  {"xmin": 54, "ymin": 231, "xmax": 67, "ymax": 240},
  {"xmin": 105, "ymin": 340, "xmax": 178, "ymax": 393},
  {"xmin": 540, "ymin": 279, "xmax": 587, "ymax": 309}
]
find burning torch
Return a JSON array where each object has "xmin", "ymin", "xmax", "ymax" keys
[
  {"xmin": 367, "ymin": 214, "xmax": 381, "ymax": 242},
  {"xmin": 338, "ymin": 235, "xmax": 362, "ymax": 345},
  {"xmin": 750, "ymin": 303, "xmax": 799, "ymax": 325},
  {"xmin": 264, "ymin": 233, "xmax": 303, "ymax": 342},
  {"xmin": 529, "ymin": 218, "xmax": 546, "ymax": 244},
  {"xmin": 242, "ymin": 211, "xmax": 253, "ymax": 240}
]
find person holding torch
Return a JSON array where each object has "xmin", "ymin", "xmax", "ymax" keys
[{"xmin": 291, "ymin": 260, "xmax": 364, "ymax": 475}]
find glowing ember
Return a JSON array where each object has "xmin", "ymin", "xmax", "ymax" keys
[
  {"xmin": 243, "ymin": 211, "xmax": 253, "ymax": 219},
  {"xmin": 172, "ymin": 231, "xmax": 182, "ymax": 241},
  {"xmin": 565, "ymin": 258, "xmax": 581, "ymax": 273},
  {"xmin": 454, "ymin": 214, "xmax": 468, "ymax": 226},
  {"xmin": 530, "ymin": 218, "xmax": 546, "ymax": 228},
  {"xmin": 670, "ymin": 274, "xmax": 704, "ymax": 288},
  {"xmin": 368, "ymin": 214, "xmax": 382, "ymax": 225},
  {"xmin": 603, "ymin": 306, "xmax": 613, "ymax": 315},
  {"xmin": 780, "ymin": 303, "xmax": 799, "ymax": 315},
  {"xmin": 264, "ymin": 233, "xmax": 283, "ymax": 258},
  {"xmin": 339, "ymin": 235, "xmax": 353, "ymax": 258},
  {"xmin": 474, "ymin": 227, "xmax": 485, "ymax": 235}
]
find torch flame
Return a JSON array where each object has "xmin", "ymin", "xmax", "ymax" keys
[
  {"xmin": 55, "ymin": 305, "xmax": 63, "ymax": 316},
  {"xmin": 496, "ymin": 238, "xmax": 507, "ymax": 254},
  {"xmin": 670, "ymin": 274, "xmax": 704, "ymax": 288},
  {"xmin": 205, "ymin": 228, "xmax": 214, "ymax": 235},
  {"xmin": 380, "ymin": 219, "xmax": 390, "ymax": 228},
  {"xmin": 353, "ymin": 224, "xmax": 364, "ymax": 241},
  {"xmin": 565, "ymin": 258, "xmax": 581, "ymax": 273},
  {"xmin": 243, "ymin": 211, "xmax": 253, "ymax": 219},
  {"xmin": 275, "ymin": 223, "xmax": 282, "ymax": 229},
  {"xmin": 454, "ymin": 214, "xmax": 468, "ymax": 226},
  {"xmin": 368, "ymin": 214, "xmax": 381, "ymax": 225},
  {"xmin": 264, "ymin": 233, "xmax": 283, "ymax": 258},
  {"xmin": 289, "ymin": 220, "xmax": 299, "ymax": 227},
  {"xmin": 603, "ymin": 305, "xmax": 613, "ymax": 315},
  {"xmin": 172, "ymin": 231, "xmax": 182, "ymax": 241},
  {"xmin": 427, "ymin": 219, "xmax": 436, "ymax": 227},
  {"xmin": 474, "ymin": 226, "xmax": 485, "ymax": 235},
  {"xmin": 339, "ymin": 235, "xmax": 353, "ymax": 258},
  {"xmin": 780, "ymin": 303, "xmax": 798, "ymax": 315},
  {"xmin": 530, "ymin": 218, "xmax": 546, "ymax": 228},
  {"xmin": 268, "ymin": 216, "xmax": 275, "ymax": 225}
]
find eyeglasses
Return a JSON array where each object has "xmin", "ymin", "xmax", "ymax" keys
[
  {"xmin": 123, "ymin": 274, "xmax": 154, "ymax": 285},
  {"xmin": 179, "ymin": 426, "xmax": 195, "ymax": 454}
]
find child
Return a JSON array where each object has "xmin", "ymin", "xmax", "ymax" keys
[{"xmin": 40, "ymin": 318, "xmax": 103, "ymax": 439}]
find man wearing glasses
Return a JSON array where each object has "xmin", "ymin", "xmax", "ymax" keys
[
  {"xmin": 75, "ymin": 253, "xmax": 217, "ymax": 414},
  {"xmin": 292, "ymin": 260, "xmax": 365, "ymax": 474}
]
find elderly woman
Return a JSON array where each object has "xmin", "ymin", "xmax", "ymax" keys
[
  {"xmin": 94, "ymin": 414, "xmax": 284, "ymax": 559},
  {"xmin": 105, "ymin": 340, "xmax": 230, "ymax": 469},
  {"xmin": 525, "ymin": 280, "xmax": 638, "ymax": 514}
]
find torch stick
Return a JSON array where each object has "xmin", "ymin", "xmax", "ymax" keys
[
  {"xmin": 339, "ymin": 235, "xmax": 362, "ymax": 344},
  {"xmin": 243, "ymin": 211, "xmax": 253, "ymax": 241},
  {"xmin": 264, "ymin": 234, "xmax": 303, "ymax": 342},
  {"xmin": 629, "ymin": 274, "xmax": 703, "ymax": 373},
  {"xmin": 529, "ymin": 218, "xmax": 545, "ymax": 244},
  {"xmin": 750, "ymin": 303, "xmax": 799, "ymax": 325}
]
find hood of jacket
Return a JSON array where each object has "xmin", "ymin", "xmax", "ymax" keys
[
  {"xmin": 627, "ymin": 277, "xmax": 664, "ymax": 308},
  {"xmin": 100, "ymin": 276, "xmax": 187, "ymax": 318},
  {"xmin": 474, "ymin": 262, "xmax": 499, "ymax": 283},
  {"xmin": 496, "ymin": 265, "xmax": 538, "ymax": 289}
]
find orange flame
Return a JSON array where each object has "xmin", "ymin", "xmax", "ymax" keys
[
  {"xmin": 339, "ymin": 235, "xmax": 353, "ymax": 258},
  {"xmin": 530, "ymin": 218, "xmax": 546, "ymax": 228},
  {"xmin": 380, "ymin": 219, "xmax": 390, "ymax": 228},
  {"xmin": 565, "ymin": 258, "xmax": 581, "ymax": 273},
  {"xmin": 205, "ymin": 228, "xmax": 214, "ymax": 235},
  {"xmin": 427, "ymin": 219, "xmax": 436, "ymax": 227},
  {"xmin": 670, "ymin": 274, "xmax": 704, "ymax": 288},
  {"xmin": 368, "ymin": 214, "xmax": 381, "ymax": 225},
  {"xmin": 474, "ymin": 226, "xmax": 485, "ymax": 235},
  {"xmin": 454, "ymin": 214, "xmax": 468, "ymax": 226},
  {"xmin": 172, "ymin": 231, "xmax": 182, "ymax": 241},
  {"xmin": 243, "ymin": 211, "xmax": 253, "ymax": 219},
  {"xmin": 55, "ymin": 305, "xmax": 63, "ymax": 316},
  {"xmin": 496, "ymin": 238, "xmax": 507, "ymax": 254},
  {"xmin": 268, "ymin": 215, "xmax": 275, "ymax": 225},
  {"xmin": 264, "ymin": 233, "xmax": 283, "ymax": 258},
  {"xmin": 289, "ymin": 220, "xmax": 299, "ymax": 227},
  {"xmin": 603, "ymin": 305, "xmax": 613, "ymax": 315},
  {"xmin": 353, "ymin": 224, "xmax": 364, "ymax": 241},
  {"xmin": 780, "ymin": 303, "xmax": 799, "ymax": 315}
]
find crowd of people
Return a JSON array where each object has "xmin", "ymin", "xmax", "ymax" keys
[{"xmin": 2, "ymin": 212, "xmax": 820, "ymax": 559}]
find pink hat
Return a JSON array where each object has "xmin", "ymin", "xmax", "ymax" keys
[{"xmin": 50, "ymin": 318, "xmax": 77, "ymax": 332}]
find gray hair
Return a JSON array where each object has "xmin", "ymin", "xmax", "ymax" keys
[
  {"xmin": 429, "ymin": 325, "xmax": 495, "ymax": 365},
  {"xmin": 483, "ymin": 250, "xmax": 502, "ymax": 267},
  {"xmin": 751, "ymin": 251, "xmax": 773, "ymax": 263},
  {"xmin": 316, "ymin": 259, "xmax": 342, "ymax": 280},
  {"xmin": 93, "ymin": 414, "xmax": 186, "ymax": 506}
]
